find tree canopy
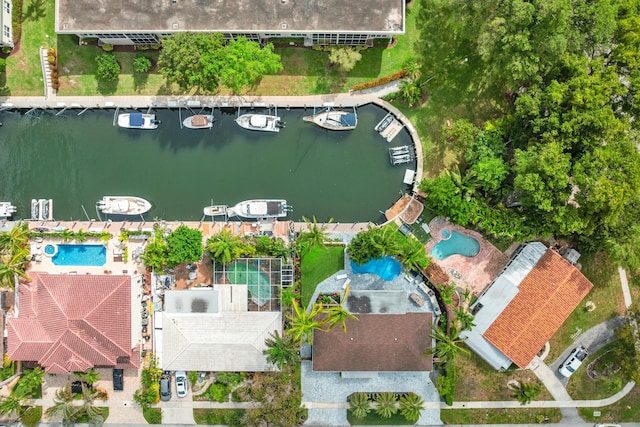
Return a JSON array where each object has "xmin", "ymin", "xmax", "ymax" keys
[
  {"xmin": 165, "ymin": 225, "xmax": 203, "ymax": 267},
  {"xmin": 159, "ymin": 33, "xmax": 282, "ymax": 93}
]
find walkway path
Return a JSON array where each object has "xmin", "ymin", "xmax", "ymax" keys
[{"xmin": 619, "ymin": 266, "xmax": 632, "ymax": 308}]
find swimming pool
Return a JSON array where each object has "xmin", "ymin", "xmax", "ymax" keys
[
  {"xmin": 350, "ymin": 256, "xmax": 402, "ymax": 281},
  {"xmin": 51, "ymin": 244, "xmax": 107, "ymax": 266},
  {"xmin": 430, "ymin": 230, "xmax": 480, "ymax": 260},
  {"xmin": 227, "ymin": 262, "xmax": 272, "ymax": 306}
]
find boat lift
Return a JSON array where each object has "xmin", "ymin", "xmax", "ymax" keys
[{"xmin": 389, "ymin": 145, "xmax": 414, "ymax": 165}]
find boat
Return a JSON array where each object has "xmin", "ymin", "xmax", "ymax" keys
[
  {"xmin": 235, "ymin": 114, "xmax": 283, "ymax": 132},
  {"xmin": 0, "ymin": 202, "xmax": 16, "ymax": 219},
  {"xmin": 303, "ymin": 107, "xmax": 357, "ymax": 131},
  {"xmin": 31, "ymin": 199, "xmax": 39, "ymax": 221},
  {"xmin": 227, "ymin": 199, "xmax": 291, "ymax": 219},
  {"xmin": 97, "ymin": 196, "xmax": 152, "ymax": 215},
  {"xmin": 203, "ymin": 205, "xmax": 228, "ymax": 217},
  {"xmin": 183, "ymin": 114, "xmax": 214, "ymax": 129},
  {"xmin": 117, "ymin": 113, "xmax": 160, "ymax": 130}
]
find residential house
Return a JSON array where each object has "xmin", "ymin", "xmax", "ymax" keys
[
  {"xmin": 158, "ymin": 286, "xmax": 282, "ymax": 372},
  {"xmin": 462, "ymin": 242, "xmax": 594, "ymax": 370},
  {"xmin": 55, "ymin": 0, "xmax": 404, "ymax": 46},
  {"xmin": 1, "ymin": 0, "xmax": 12, "ymax": 48},
  {"xmin": 7, "ymin": 272, "xmax": 139, "ymax": 373}
]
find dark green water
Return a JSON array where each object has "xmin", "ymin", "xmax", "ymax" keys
[{"xmin": 0, "ymin": 104, "xmax": 415, "ymax": 222}]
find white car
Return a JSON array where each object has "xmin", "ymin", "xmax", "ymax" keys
[
  {"xmin": 558, "ymin": 346, "xmax": 589, "ymax": 378},
  {"xmin": 175, "ymin": 371, "xmax": 188, "ymax": 398}
]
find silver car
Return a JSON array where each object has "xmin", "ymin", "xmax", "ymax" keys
[
  {"xmin": 175, "ymin": 371, "xmax": 187, "ymax": 398},
  {"xmin": 559, "ymin": 346, "xmax": 589, "ymax": 378}
]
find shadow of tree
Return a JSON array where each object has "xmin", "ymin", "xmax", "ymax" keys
[
  {"xmin": 23, "ymin": 0, "xmax": 47, "ymax": 22},
  {"xmin": 97, "ymin": 78, "xmax": 118, "ymax": 95},
  {"xmin": 133, "ymin": 73, "xmax": 149, "ymax": 93}
]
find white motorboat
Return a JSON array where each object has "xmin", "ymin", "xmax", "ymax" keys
[
  {"xmin": 235, "ymin": 114, "xmax": 283, "ymax": 132},
  {"xmin": 39, "ymin": 199, "xmax": 53, "ymax": 220},
  {"xmin": 303, "ymin": 107, "xmax": 357, "ymax": 131},
  {"xmin": 203, "ymin": 205, "xmax": 227, "ymax": 217},
  {"xmin": 227, "ymin": 199, "xmax": 291, "ymax": 219},
  {"xmin": 97, "ymin": 196, "xmax": 152, "ymax": 215},
  {"xmin": 117, "ymin": 113, "xmax": 160, "ymax": 130},
  {"xmin": 0, "ymin": 202, "xmax": 16, "ymax": 219},
  {"xmin": 31, "ymin": 199, "xmax": 39, "ymax": 220},
  {"xmin": 183, "ymin": 114, "xmax": 214, "ymax": 129}
]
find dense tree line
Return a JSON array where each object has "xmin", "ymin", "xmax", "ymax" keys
[{"xmin": 415, "ymin": 0, "xmax": 640, "ymax": 271}]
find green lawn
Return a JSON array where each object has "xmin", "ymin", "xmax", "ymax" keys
[
  {"xmin": 193, "ymin": 408, "xmax": 244, "ymax": 425},
  {"xmin": 547, "ymin": 251, "xmax": 625, "ymax": 362},
  {"xmin": 5, "ymin": 0, "xmax": 56, "ymax": 95},
  {"xmin": 300, "ymin": 245, "xmax": 345, "ymax": 307},
  {"xmin": 142, "ymin": 407, "xmax": 162, "ymax": 424},
  {"xmin": 566, "ymin": 341, "xmax": 626, "ymax": 400},
  {"xmin": 578, "ymin": 384, "xmax": 640, "ymax": 423},
  {"xmin": 441, "ymin": 408, "xmax": 562, "ymax": 425}
]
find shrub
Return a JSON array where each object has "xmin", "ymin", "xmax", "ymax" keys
[
  {"xmin": 47, "ymin": 55, "xmax": 56, "ymax": 65},
  {"xmin": 204, "ymin": 382, "xmax": 231, "ymax": 402},
  {"xmin": 50, "ymin": 71, "xmax": 58, "ymax": 79},
  {"xmin": 95, "ymin": 54, "xmax": 120, "ymax": 81},
  {"xmin": 350, "ymin": 70, "xmax": 408, "ymax": 92},
  {"xmin": 0, "ymin": 57, "xmax": 6, "ymax": 73},
  {"xmin": 20, "ymin": 406, "xmax": 42, "ymax": 427},
  {"xmin": 101, "ymin": 43, "xmax": 114, "ymax": 52},
  {"xmin": 11, "ymin": 0, "xmax": 23, "ymax": 45},
  {"xmin": 133, "ymin": 55, "xmax": 152, "ymax": 73},
  {"xmin": 2, "ymin": 46, "xmax": 11, "ymax": 54},
  {"xmin": 216, "ymin": 372, "xmax": 243, "ymax": 387},
  {"xmin": 47, "ymin": 48, "xmax": 56, "ymax": 56},
  {"xmin": 51, "ymin": 82, "xmax": 59, "ymax": 90}
]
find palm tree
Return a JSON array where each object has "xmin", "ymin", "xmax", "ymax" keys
[
  {"xmin": 399, "ymin": 392, "xmax": 425, "ymax": 423},
  {"xmin": 0, "ymin": 223, "xmax": 30, "ymax": 259},
  {"xmin": 45, "ymin": 384, "xmax": 79, "ymax": 424},
  {"xmin": 398, "ymin": 237, "xmax": 429, "ymax": 273},
  {"xmin": 323, "ymin": 284, "xmax": 358, "ymax": 334},
  {"xmin": 286, "ymin": 299, "xmax": 325, "ymax": 345},
  {"xmin": 509, "ymin": 381, "xmax": 541, "ymax": 405},
  {"xmin": 206, "ymin": 229, "xmax": 249, "ymax": 265},
  {"xmin": 16, "ymin": 367, "xmax": 44, "ymax": 397},
  {"xmin": 428, "ymin": 324, "xmax": 470, "ymax": 363},
  {"xmin": 75, "ymin": 367, "xmax": 100, "ymax": 386},
  {"xmin": 78, "ymin": 384, "xmax": 104, "ymax": 422},
  {"xmin": 60, "ymin": 229, "xmax": 75, "ymax": 242},
  {"xmin": 0, "ymin": 252, "xmax": 29, "ymax": 290},
  {"xmin": 454, "ymin": 307, "xmax": 476, "ymax": 332},
  {"xmin": 263, "ymin": 330, "xmax": 300, "ymax": 369},
  {"xmin": 297, "ymin": 216, "xmax": 332, "ymax": 254},
  {"xmin": 0, "ymin": 390, "xmax": 28, "ymax": 418},
  {"xmin": 369, "ymin": 225, "xmax": 399, "ymax": 256},
  {"xmin": 74, "ymin": 229, "xmax": 88, "ymax": 242},
  {"xmin": 348, "ymin": 392, "xmax": 371, "ymax": 419},
  {"xmin": 374, "ymin": 392, "xmax": 398, "ymax": 419}
]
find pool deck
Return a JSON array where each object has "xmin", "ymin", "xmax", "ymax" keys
[{"xmin": 424, "ymin": 217, "xmax": 508, "ymax": 295}]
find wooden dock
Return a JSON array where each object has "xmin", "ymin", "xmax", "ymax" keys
[{"xmin": 380, "ymin": 118, "xmax": 404, "ymax": 142}]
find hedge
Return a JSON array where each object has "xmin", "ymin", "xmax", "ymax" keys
[{"xmin": 350, "ymin": 70, "xmax": 408, "ymax": 92}]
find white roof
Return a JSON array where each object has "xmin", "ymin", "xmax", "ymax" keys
[{"xmin": 161, "ymin": 311, "xmax": 282, "ymax": 372}]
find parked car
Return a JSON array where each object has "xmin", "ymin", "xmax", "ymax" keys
[
  {"xmin": 113, "ymin": 369, "xmax": 124, "ymax": 391},
  {"xmin": 160, "ymin": 377, "xmax": 171, "ymax": 401},
  {"xmin": 559, "ymin": 346, "xmax": 589, "ymax": 377},
  {"xmin": 70, "ymin": 380, "xmax": 92, "ymax": 394},
  {"xmin": 175, "ymin": 371, "xmax": 187, "ymax": 398},
  {"xmin": 594, "ymin": 424, "xmax": 621, "ymax": 427}
]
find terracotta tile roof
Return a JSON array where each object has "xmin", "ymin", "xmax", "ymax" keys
[
  {"xmin": 483, "ymin": 250, "xmax": 593, "ymax": 368},
  {"xmin": 7, "ymin": 272, "xmax": 136, "ymax": 373},
  {"xmin": 313, "ymin": 312, "xmax": 433, "ymax": 372}
]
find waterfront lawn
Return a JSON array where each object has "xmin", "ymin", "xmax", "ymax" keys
[
  {"xmin": 300, "ymin": 245, "xmax": 344, "ymax": 308},
  {"xmin": 566, "ymin": 340, "xmax": 625, "ymax": 400},
  {"xmin": 5, "ymin": 0, "xmax": 56, "ymax": 95},
  {"xmin": 453, "ymin": 345, "xmax": 553, "ymax": 402},
  {"xmin": 578, "ymin": 384, "xmax": 640, "ymax": 423},
  {"xmin": 143, "ymin": 407, "xmax": 162, "ymax": 424},
  {"xmin": 546, "ymin": 251, "xmax": 625, "ymax": 363},
  {"xmin": 441, "ymin": 408, "xmax": 561, "ymax": 425}
]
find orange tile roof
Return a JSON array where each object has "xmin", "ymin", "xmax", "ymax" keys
[
  {"xmin": 7, "ymin": 272, "xmax": 138, "ymax": 373},
  {"xmin": 483, "ymin": 250, "xmax": 593, "ymax": 369}
]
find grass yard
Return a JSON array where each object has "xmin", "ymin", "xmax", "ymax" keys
[
  {"xmin": 578, "ymin": 384, "xmax": 640, "ymax": 423},
  {"xmin": 547, "ymin": 251, "xmax": 625, "ymax": 362},
  {"xmin": 566, "ymin": 340, "xmax": 626, "ymax": 400},
  {"xmin": 453, "ymin": 345, "xmax": 553, "ymax": 402},
  {"xmin": 441, "ymin": 408, "xmax": 562, "ymax": 425},
  {"xmin": 5, "ymin": 0, "xmax": 56, "ymax": 95},
  {"xmin": 193, "ymin": 408, "xmax": 245, "ymax": 425},
  {"xmin": 300, "ymin": 245, "xmax": 345, "ymax": 308}
]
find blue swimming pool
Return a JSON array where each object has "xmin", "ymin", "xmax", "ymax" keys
[
  {"xmin": 51, "ymin": 244, "xmax": 107, "ymax": 266},
  {"xmin": 350, "ymin": 256, "xmax": 402, "ymax": 281},
  {"xmin": 430, "ymin": 230, "xmax": 480, "ymax": 260}
]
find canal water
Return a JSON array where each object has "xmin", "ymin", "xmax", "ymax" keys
[{"xmin": 0, "ymin": 104, "xmax": 415, "ymax": 222}]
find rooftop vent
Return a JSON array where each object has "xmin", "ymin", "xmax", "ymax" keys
[
  {"xmin": 281, "ymin": 23, "xmax": 287, "ymax": 29},
  {"xmin": 172, "ymin": 23, "xmax": 179, "ymax": 29},
  {"xmin": 62, "ymin": 23, "xmax": 69, "ymax": 30},
  {"xmin": 281, "ymin": 0, "xmax": 286, "ymax": 3}
]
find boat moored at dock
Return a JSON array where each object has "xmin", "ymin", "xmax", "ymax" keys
[
  {"xmin": 235, "ymin": 114, "xmax": 283, "ymax": 132},
  {"xmin": 0, "ymin": 202, "xmax": 17, "ymax": 219},
  {"xmin": 303, "ymin": 107, "xmax": 358, "ymax": 131},
  {"xmin": 227, "ymin": 199, "xmax": 291, "ymax": 219},
  {"xmin": 183, "ymin": 114, "xmax": 214, "ymax": 129},
  {"xmin": 117, "ymin": 113, "xmax": 160, "ymax": 130},
  {"xmin": 31, "ymin": 199, "xmax": 52, "ymax": 220},
  {"xmin": 97, "ymin": 196, "xmax": 152, "ymax": 216}
]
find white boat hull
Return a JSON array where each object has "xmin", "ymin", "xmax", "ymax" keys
[
  {"xmin": 118, "ymin": 113, "xmax": 159, "ymax": 130},
  {"xmin": 227, "ymin": 199, "xmax": 290, "ymax": 219},
  {"xmin": 0, "ymin": 202, "xmax": 17, "ymax": 219},
  {"xmin": 235, "ymin": 114, "xmax": 282, "ymax": 132},
  {"xmin": 98, "ymin": 196, "xmax": 152, "ymax": 215},
  {"xmin": 183, "ymin": 115, "xmax": 214, "ymax": 129},
  {"xmin": 303, "ymin": 109, "xmax": 357, "ymax": 131}
]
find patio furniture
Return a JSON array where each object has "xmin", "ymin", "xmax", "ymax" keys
[{"xmin": 410, "ymin": 292, "xmax": 425, "ymax": 307}]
